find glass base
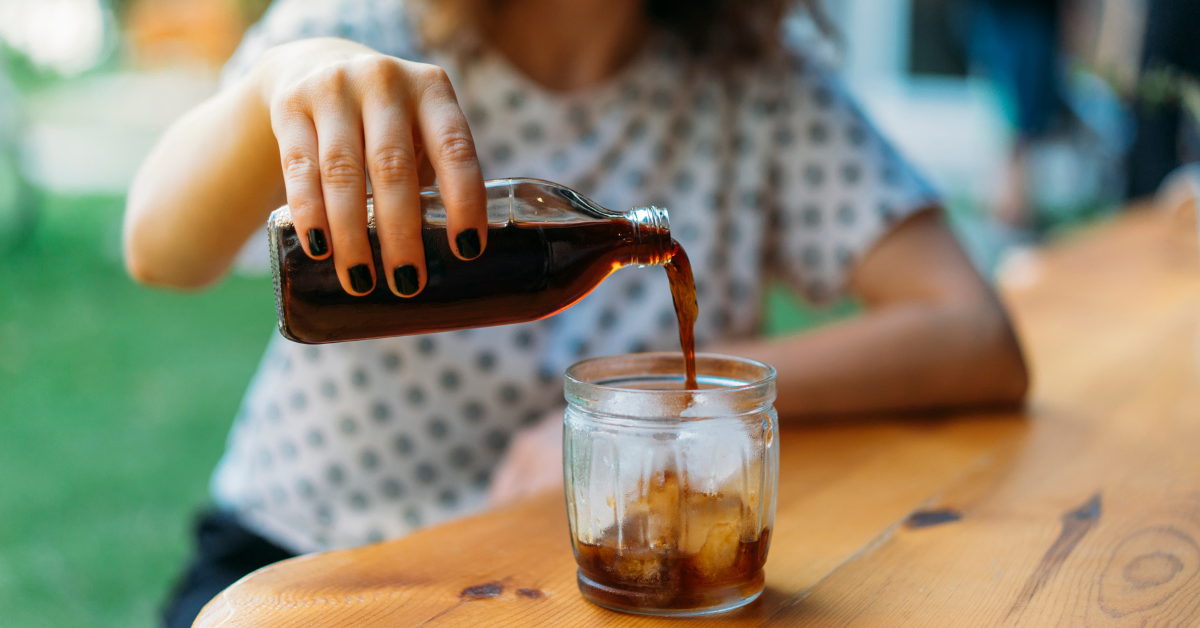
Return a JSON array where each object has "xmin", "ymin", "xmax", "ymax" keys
[{"xmin": 576, "ymin": 570, "xmax": 764, "ymax": 617}]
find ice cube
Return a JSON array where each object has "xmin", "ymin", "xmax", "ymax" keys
[
  {"xmin": 693, "ymin": 522, "xmax": 741, "ymax": 579},
  {"xmin": 613, "ymin": 549, "xmax": 670, "ymax": 585},
  {"xmin": 680, "ymin": 489, "xmax": 743, "ymax": 554}
]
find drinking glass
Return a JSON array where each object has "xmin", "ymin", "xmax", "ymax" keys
[{"xmin": 563, "ymin": 352, "xmax": 778, "ymax": 616}]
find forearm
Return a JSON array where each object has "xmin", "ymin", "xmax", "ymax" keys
[
  {"xmin": 724, "ymin": 299, "xmax": 1028, "ymax": 420},
  {"xmin": 124, "ymin": 68, "xmax": 283, "ymax": 288}
]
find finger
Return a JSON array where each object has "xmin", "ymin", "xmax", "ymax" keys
[
  {"xmin": 272, "ymin": 105, "xmax": 331, "ymax": 261},
  {"xmin": 410, "ymin": 65, "xmax": 487, "ymax": 260},
  {"xmin": 363, "ymin": 90, "xmax": 424, "ymax": 298},
  {"xmin": 314, "ymin": 92, "xmax": 375, "ymax": 296}
]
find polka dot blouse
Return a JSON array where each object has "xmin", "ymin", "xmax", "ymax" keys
[{"xmin": 210, "ymin": 0, "xmax": 939, "ymax": 553}]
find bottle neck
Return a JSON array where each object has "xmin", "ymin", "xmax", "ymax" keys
[{"xmin": 624, "ymin": 206, "xmax": 673, "ymax": 266}]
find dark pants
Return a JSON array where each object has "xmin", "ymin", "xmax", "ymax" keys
[{"xmin": 161, "ymin": 510, "xmax": 296, "ymax": 628}]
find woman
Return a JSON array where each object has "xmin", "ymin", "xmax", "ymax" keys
[{"xmin": 124, "ymin": 1, "xmax": 1028, "ymax": 625}]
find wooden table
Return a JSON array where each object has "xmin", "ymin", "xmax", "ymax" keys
[{"xmin": 195, "ymin": 208, "xmax": 1200, "ymax": 627}]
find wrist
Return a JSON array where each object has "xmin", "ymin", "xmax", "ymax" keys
[{"xmin": 245, "ymin": 50, "xmax": 281, "ymax": 114}]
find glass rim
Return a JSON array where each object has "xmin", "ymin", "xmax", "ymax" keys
[
  {"xmin": 564, "ymin": 352, "xmax": 776, "ymax": 418},
  {"xmin": 566, "ymin": 352, "xmax": 776, "ymax": 391}
]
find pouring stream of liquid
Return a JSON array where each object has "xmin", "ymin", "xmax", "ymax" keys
[{"xmin": 663, "ymin": 240, "xmax": 698, "ymax": 390}]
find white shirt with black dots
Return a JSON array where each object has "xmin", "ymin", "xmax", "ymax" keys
[{"xmin": 210, "ymin": 0, "xmax": 940, "ymax": 553}]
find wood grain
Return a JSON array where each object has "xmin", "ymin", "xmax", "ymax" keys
[
  {"xmin": 195, "ymin": 207, "xmax": 1200, "ymax": 627},
  {"xmin": 770, "ymin": 207, "xmax": 1200, "ymax": 627}
]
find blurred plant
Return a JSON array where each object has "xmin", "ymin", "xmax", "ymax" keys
[
  {"xmin": 238, "ymin": 0, "xmax": 273, "ymax": 22},
  {"xmin": 1178, "ymin": 75, "xmax": 1200, "ymax": 127},
  {"xmin": 0, "ymin": 63, "xmax": 39, "ymax": 251},
  {"xmin": 1138, "ymin": 64, "xmax": 1200, "ymax": 115},
  {"xmin": 1138, "ymin": 64, "xmax": 1200, "ymax": 162}
]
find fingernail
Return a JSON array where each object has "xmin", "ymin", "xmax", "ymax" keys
[
  {"xmin": 348, "ymin": 264, "xmax": 374, "ymax": 293},
  {"xmin": 307, "ymin": 229, "xmax": 328, "ymax": 256},
  {"xmin": 393, "ymin": 265, "xmax": 419, "ymax": 296},
  {"xmin": 456, "ymin": 228, "xmax": 482, "ymax": 259}
]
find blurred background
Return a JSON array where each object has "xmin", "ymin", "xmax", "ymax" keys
[{"xmin": 0, "ymin": 0, "xmax": 1196, "ymax": 626}]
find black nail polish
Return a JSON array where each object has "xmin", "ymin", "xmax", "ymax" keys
[
  {"xmin": 394, "ymin": 265, "xmax": 419, "ymax": 296},
  {"xmin": 348, "ymin": 264, "xmax": 374, "ymax": 293},
  {"xmin": 307, "ymin": 229, "xmax": 328, "ymax": 256},
  {"xmin": 456, "ymin": 228, "xmax": 482, "ymax": 259}
]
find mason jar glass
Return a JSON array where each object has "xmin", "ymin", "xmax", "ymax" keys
[{"xmin": 563, "ymin": 352, "xmax": 779, "ymax": 616}]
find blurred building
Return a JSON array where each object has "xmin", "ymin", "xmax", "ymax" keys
[{"xmin": 810, "ymin": 0, "xmax": 1147, "ymax": 270}]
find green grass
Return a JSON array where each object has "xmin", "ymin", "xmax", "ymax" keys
[
  {"xmin": 0, "ymin": 194, "xmax": 849, "ymax": 628},
  {"xmin": 0, "ymin": 195, "xmax": 277, "ymax": 628}
]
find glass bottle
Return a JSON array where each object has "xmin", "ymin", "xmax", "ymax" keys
[{"xmin": 268, "ymin": 178, "xmax": 672, "ymax": 344}]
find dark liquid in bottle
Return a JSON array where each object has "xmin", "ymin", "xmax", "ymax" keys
[
  {"xmin": 276, "ymin": 220, "xmax": 700, "ymax": 389},
  {"xmin": 276, "ymin": 221, "xmax": 647, "ymax": 343}
]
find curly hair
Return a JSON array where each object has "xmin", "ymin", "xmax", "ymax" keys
[{"xmin": 416, "ymin": 0, "xmax": 827, "ymax": 60}]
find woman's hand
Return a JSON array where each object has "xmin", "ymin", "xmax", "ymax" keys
[
  {"xmin": 487, "ymin": 409, "xmax": 565, "ymax": 507},
  {"xmin": 257, "ymin": 38, "xmax": 487, "ymax": 297}
]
